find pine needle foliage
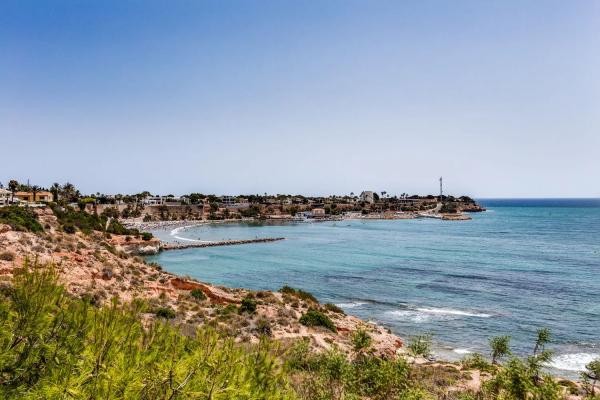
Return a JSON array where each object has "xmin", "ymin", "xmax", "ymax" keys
[{"xmin": 0, "ymin": 261, "xmax": 294, "ymax": 399}]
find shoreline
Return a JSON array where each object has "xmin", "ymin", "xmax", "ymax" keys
[
  {"xmin": 0, "ymin": 205, "xmax": 595, "ymax": 392},
  {"xmin": 125, "ymin": 211, "xmax": 474, "ymax": 232},
  {"xmin": 143, "ymin": 215, "xmax": 595, "ymax": 382}
]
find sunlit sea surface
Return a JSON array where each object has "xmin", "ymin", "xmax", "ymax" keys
[{"xmin": 147, "ymin": 199, "xmax": 600, "ymax": 378}]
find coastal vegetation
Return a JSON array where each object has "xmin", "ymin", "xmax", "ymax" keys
[
  {"xmin": 582, "ymin": 360, "xmax": 600, "ymax": 397},
  {"xmin": 50, "ymin": 203, "xmax": 131, "ymax": 235},
  {"xmin": 45, "ymin": 203, "xmax": 153, "ymax": 240},
  {"xmin": 0, "ymin": 261, "xmax": 598, "ymax": 399},
  {"xmin": 408, "ymin": 334, "xmax": 433, "ymax": 357},
  {"xmin": 0, "ymin": 190, "xmax": 595, "ymax": 399},
  {"xmin": 490, "ymin": 336, "xmax": 511, "ymax": 365},
  {"xmin": 0, "ymin": 264, "xmax": 291, "ymax": 399},
  {"xmin": 239, "ymin": 296, "xmax": 258, "ymax": 314},
  {"xmin": 0, "ymin": 206, "xmax": 44, "ymax": 233},
  {"xmin": 280, "ymin": 285, "xmax": 319, "ymax": 303},
  {"xmin": 299, "ymin": 309, "xmax": 337, "ymax": 332},
  {"xmin": 190, "ymin": 288, "xmax": 206, "ymax": 301}
]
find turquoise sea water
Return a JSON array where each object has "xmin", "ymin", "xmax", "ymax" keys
[{"xmin": 147, "ymin": 199, "xmax": 600, "ymax": 377}]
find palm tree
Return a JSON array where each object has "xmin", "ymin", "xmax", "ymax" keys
[
  {"xmin": 50, "ymin": 182, "xmax": 61, "ymax": 202},
  {"xmin": 61, "ymin": 182, "xmax": 77, "ymax": 203},
  {"xmin": 8, "ymin": 180, "xmax": 18, "ymax": 203},
  {"xmin": 490, "ymin": 336, "xmax": 511, "ymax": 365},
  {"xmin": 31, "ymin": 185, "xmax": 40, "ymax": 203}
]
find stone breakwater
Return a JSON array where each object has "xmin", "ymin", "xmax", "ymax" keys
[{"xmin": 161, "ymin": 237, "xmax": 285, "ymax": 251}]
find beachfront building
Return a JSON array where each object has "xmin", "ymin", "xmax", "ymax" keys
[
  {"xmin": 221, "ymin": 196, "xmax": 236, "ymax": 206},
  {"xmin": 14, "ymin": 191, "xmax": 53, "ymax": 203},
  {"xmin": 142, "ymin": 195, "xmax": 190, "ymax": 205},
  {"xmin": 0, "ymin": 188, "xmax": 11, "ymax": 205},
  {"xmin": 142, "ymin": 196, "xmax": 165, "ymax": 205},
  {"xmin": 312, "ymin": 208, "xmax": 326, "ymax": 217},
  {"xmin": 359, "ymin": 191, "xmax": 375, "ymax": 204},
  {"xmin": 295, "ymin": 211, "xmax": 313, "ymax": 219}
]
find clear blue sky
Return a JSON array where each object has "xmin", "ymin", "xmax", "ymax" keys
[{"xmin": 1, "ymin": 1, "xmax": 598, "ymax": 197}]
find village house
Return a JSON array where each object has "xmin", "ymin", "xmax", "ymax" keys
[{"xmin": 14, "ymin": 191, "xmax": 53, "ymax": 203}]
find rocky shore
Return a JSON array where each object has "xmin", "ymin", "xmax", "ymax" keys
[{"xmin": 0, "ymin": 207, "xmax": 403, "ymax": 358}]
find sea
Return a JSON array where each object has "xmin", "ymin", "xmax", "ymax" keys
[{"xmin": 146, "ymin": 199, "xmax": 600, "ymax": 378}]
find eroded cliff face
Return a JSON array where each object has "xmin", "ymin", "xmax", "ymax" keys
[{"xmin": 0, "ymin": 208, "xmax": 403, "ymax": 358}]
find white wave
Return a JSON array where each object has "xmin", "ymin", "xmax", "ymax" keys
[
  {"xmin": 453, "ymin": 348, "xmax": 473, "ymax": 355},
  {"xmin": 416, "ymin": 307, "xmax": 492, "ymax": 318},
  {"xmin": 385, "ymin": 307, "xmax": 491, "ymax": 323},
  {"xmin": 385, "ymin": 310, "xmax": 431, "ymax": 323},
  {"xmin": 550, "ymin": 353, "xmax": 600, "ymax": 372},
  {"xmin": 170, "ymin": 225, "xmax": 193, "ymax": 236},
  {"xmin": 169, "ymin": 225, "xmax": 212, "ymax": 243},
  {"xmin": 336, "ymin": 302, "xmax": 366, "ymax": 309}
]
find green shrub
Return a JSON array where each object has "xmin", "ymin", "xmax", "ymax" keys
[
  {"xmin": 141, "ymin": 232, "xmax": 153, "ymax": 241},
  {"xmin": 280, "ymin": 285, "xmax": 318, "ymax": 303},
  {"xmin": 155, "ymin": 307, "xmax": 176, "ymax": 319},
  {"xmin": 63, "ymin": 224, "xmax": 76, "ymax": 234},
  {"xmin": 218, "ymin": 304, "xmax": 237, "ymax": 316},
  {"xmin": 408, "ymin": 334, "xmax": 432, "ymax": 357},
  {"xmin": 239, "ymin": 297, "xmax": 257, "ymax": 314},
  {"xmin": 0, "ymin": 251, "xmax": 15, "ymax": 261},
  {"xmin": 323, "ymin": 303, "xmax": 345, "ymax": 314},
  {"xmin": 299, "ymin": 309, "xmax": 336, "ymax": 332},
  {"xmin": 485, "ymin": 357, "xmax": 562, "ymax": 399},
  {"xmin": 352, "ymin": 328, "xmax": 372, "ymax": 352},
  {"xmin": 190, "ymin": 288, "xmax": 206, "ymax": 301},
  {"xmin": 0, "ymin": 205, "xmax": 43, "ymax": 232},
  {"xmin": 100, "ymin": 207, "xmax": 120, "ymax": 219},
  {"xmin": 255, "ymin": 318, "xmax": 272, "ymax": 337},
  {"xmin": 286, "ymin": 345, "xmax": 411, "ymax": 400},
  {"xmin": 461, "ymin": 353, "xmax": 493, "ymax": 372}
]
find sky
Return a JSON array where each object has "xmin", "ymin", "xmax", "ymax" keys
[{"xmin": 1, "ymin": 1, "xmax": 599, "ymax": 198}]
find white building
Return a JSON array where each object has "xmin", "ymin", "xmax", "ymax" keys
[
  {"xmin": 141, "ymin": 196, "xmax": 165, "ymax": 205},
  {"xmin": 0, "ymin": 188, "xmax": 11, "ymax": 205},
  {"xmin": 221, "ymin": 196, "xmax": 236, "ymax": 206}
]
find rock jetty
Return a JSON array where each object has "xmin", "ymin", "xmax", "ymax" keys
[{"xmin": 161, "ymin": 237, "xmax": 285, "ymax": 251}]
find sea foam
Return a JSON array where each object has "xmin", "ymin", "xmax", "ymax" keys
[
  {"xmin": 336, "ymin": 302, "xmax": 367, "ymax": 309},
  {"xmin": 416, "ymin": 307, "xmax": 492, "ymax": 318},
  {"xmin": 550, "ymin": 353, "xmax": 600, "ymax": 372},
  {"xmin": 386, "ymin": 307, "xmax": 492, "ymax": 323},
  {"xmin": 453, "ymin": 348, "xmax": 473, "ymax": 355}
]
